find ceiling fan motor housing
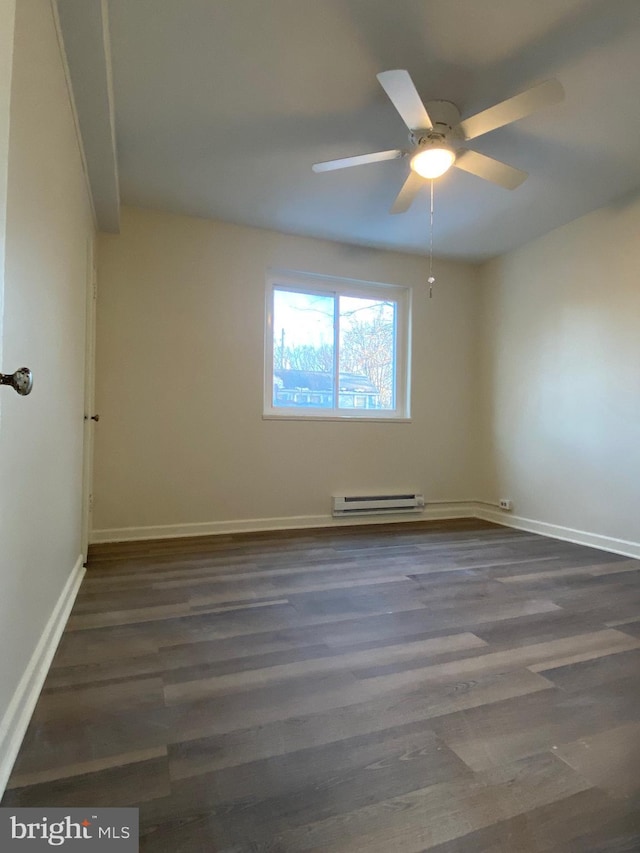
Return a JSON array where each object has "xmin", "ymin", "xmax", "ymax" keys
[
  {"xmin": 412, "ymin": 130, "xmax": 448, "ymax": 150},
  {"xmin": 425, "ymin": 100, "xmax": 462, "ymax": 131},
  {"xmin": 410, "ymin": 100, "xmax": 464, "ymax": 151}
]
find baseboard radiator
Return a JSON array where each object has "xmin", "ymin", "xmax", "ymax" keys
[{"xmin": 332, "ymin": 493, "xmax": 425, "ymax": 517}]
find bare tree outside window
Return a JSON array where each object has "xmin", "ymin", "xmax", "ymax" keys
[{"xmin": 340, "ymin": 297, "xmax": 395, "ymax": 409}]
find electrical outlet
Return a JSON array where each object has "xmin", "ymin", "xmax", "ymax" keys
[{"xmin": 499, "ymin": 499, "xmax": 513, "ymax": 511}]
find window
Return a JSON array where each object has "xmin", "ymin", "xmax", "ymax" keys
[{"xmin": 264, "ymin": 270, "xmax": 411, "ymax": 420}]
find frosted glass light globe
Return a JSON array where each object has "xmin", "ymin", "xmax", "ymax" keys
[{"xmin": 411, "ymin": 147, "xmax": 455, "ymax": 179}]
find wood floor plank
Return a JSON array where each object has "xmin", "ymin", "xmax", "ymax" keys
[
  {"xmin": 161, "ymin": 722, "xmax": 472, "ymax": 847},
  {"xmin": 66, "ymin": 602, "xmax": 193, "ymax": 630},
  {"xmin": 560, "ymin": 793, "xmax": 640, "ymax": 853},
  {"xmin": 163, "ymin": 631, "xmax": 487, "ymax": 704},
  {"xmin": 33, "ymin": 677, "xmax": 165, "ymax": 722},
  {"xmin": 51, "ymin": 630, "xmax": 159, "ymax": 666},
  {"xmin": 167, "ymin": 669, "xmax": 552, "ymax": 779},
  {"xmin": 9, "ymin": 704, "xmax": 176, "ymax": 777},
  {"xmin": 537, "ymin": 646, "xmax": 640, "ymax": 692},
  {"xmin": 422, "ymin": 787, "xmax": 630, "ymax": 853},
  {"xmin": 354, "ymin": 629, "xmax": 640, "ymax": 694},
  {"xmin": 497, "ymin": 559, "xmax": 640, "ymax": 584},
  {"xmin": 276, "ymin": 753, "xmax": 591, "ymax": 852},
  {"xmin": 320, "ymin": 597, "xmax": 562, "ymax": 649},
  {"xmin": 2, "ymin": 757, "xmax": 171, "ymax": 808},
  {"xmin": 46, "ymin": 653, "xmax": 164, "ymax": 689},
  {"xmin": 553, "ymin": 720, "xmax": 640, "ymax": 797},
  {"xmin": 430, "ymin": 675, "xmax": 640, "ymax": 772},
  {"xmin": 6, "ymin": 746, "xmax": 168, "ymax": 790},
  {"xmin": 527, "ymin": 632, "xmax": 640, "ymax": 672},
  {"xmin": 168, "ymin": 672, "xmax": 382, "ymax": 744}
]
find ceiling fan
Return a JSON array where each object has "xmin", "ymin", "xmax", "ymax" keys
[{"xmin": 313, "ymin": 70, "xmax": 564, "ymax": 213}]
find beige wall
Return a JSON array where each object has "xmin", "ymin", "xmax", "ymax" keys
[
  {"xmin": 479, "ymin": 193, "xmax": 640, "ymax": 547},
  {"xmin": 0, "ymin": 0, "xmax": 94, "ymax": 786},
  {"xmin": 94, "ymin": 207, "xmax": 481, "ymax": 537},
  {"xmin": 0, "ymin": 0, "xmax": 14, "ymax": 340}
]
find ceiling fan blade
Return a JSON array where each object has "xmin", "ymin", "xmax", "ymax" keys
[
  {"xmin": 312, "ymin": 149, "xmax": 403, "ymax": 173},
  {"xmin": 377, "ymin": 70, "xmax": 433, "ymax": 131},
  {"xmin": 390, "ymin": 170, "xmax": 424, "ymax": 214},
  {"xmin": 454, "ymin": 149, "xmax": 527, "ymax": 190},
  {"xmin": 458, "ymin": 79, "xmax": 564, "ymax": 141}
]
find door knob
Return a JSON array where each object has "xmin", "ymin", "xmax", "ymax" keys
[
  {"xmin": 0, "ymin": 367, "xmax": 33, "ymax": 396},
  {"xmin": 84, "ymin": 414, "xmax": 100, "ymax": 422}
]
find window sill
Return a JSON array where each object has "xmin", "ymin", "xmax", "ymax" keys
[{"xmin": 262, "ymin": 413, "xmax": 412, "ymax": 423}]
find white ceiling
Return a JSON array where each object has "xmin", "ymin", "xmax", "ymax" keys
[{"xmin": 103, "ymin": 0, "xmax": 640, "ymax": 261}]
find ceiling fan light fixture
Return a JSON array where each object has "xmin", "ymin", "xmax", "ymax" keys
[{"xmin": 410, "ymin": 144, "xmax": 455, "ymax": 179}]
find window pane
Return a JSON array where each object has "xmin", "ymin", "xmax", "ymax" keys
[
  {"xmin": 272, "ymin": 289, "xmax": 335, "ymax": 408},
  {"xmin": 338, "ymin": 296, "xmax": 396, "ymax": 410},
  {"xmin": 266, "ymin": 272, "xmax": 409, "ymax": 420}
]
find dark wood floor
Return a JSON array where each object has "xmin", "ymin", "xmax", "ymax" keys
[{"xmin": 3, "ymin": 519, "xmax": 640, "ymax": 851}]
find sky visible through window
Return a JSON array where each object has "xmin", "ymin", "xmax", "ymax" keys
[{"xmin": 273, "ymin": 290, "xmax": 334, "ymax": 350}]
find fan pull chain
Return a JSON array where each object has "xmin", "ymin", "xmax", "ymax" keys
[{"xmin": 428, "ymin": 179, "xmax": 435, "ymax": 298}]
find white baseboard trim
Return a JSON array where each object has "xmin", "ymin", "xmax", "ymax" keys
[
  {"xmin": 0, "ymin": 555, "xmax": 85, "ymax": 798},
  {"xmin": 91, "ymin": 503, "xmax": 640, "ymax": 560},
  {"xmin": 90, "ymin": 502, "xmax": 480, "ymax": 544},
  {"xmin": 475, "ymin": 506, "xmax": 640, "ymax": 560}
]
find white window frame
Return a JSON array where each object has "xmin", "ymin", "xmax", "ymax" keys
[{"xmin": 264, "ymin": 268, "xmax": 411, "ymax": 421}]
